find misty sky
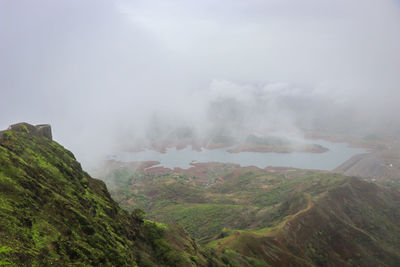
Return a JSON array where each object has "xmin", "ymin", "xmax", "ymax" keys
[{"xmin": 1, "ymin": 0, "xmax": 400, "ymax": 167}]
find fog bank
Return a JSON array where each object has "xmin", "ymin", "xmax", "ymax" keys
[{"xmin": 1, "ymin": 0, "xmax": 400, "ymax": 168}]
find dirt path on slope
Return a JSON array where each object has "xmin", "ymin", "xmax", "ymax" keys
[
  {"xmin": 282, "ymin": 195, "xmax": 313, "ymax": 228},
  {"xmin": 217, "ymin": 196, "xmax": 313, "ymax": 251},
  {"xmin": 217, "ymin": 231, "xmax": 240, "ymax": 251}
]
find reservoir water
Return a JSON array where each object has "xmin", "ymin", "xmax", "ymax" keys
[{"xmin": 112, "ymin": 140, "xmax": 366, "ymax": 170}]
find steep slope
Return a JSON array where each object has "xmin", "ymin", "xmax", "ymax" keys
[
  {"xmin": 208, "ymin": 179, "xmax": 400, "ymax": 266},
  {"xmin": 0, "ymin": 123, "xmax": 225, "ymax": 266}
]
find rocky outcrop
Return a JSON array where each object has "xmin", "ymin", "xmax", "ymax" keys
[
  {"xmin": 4, "ymin": 122, "xmax": 52, "ymax": 140},
  {"xmin": 34, "ymin": 124, "xmax": 52, "ymax": 140}
]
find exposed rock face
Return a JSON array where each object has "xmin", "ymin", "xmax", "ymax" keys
[
  {"xmin": 35, "ymin": 124, "xmax": 52, "ymax": 140},
  {"xmin": 6, "ymin": 122, "xmax": 52, "ymax": 140}
]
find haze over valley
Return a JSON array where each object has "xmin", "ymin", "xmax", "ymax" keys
[
  {"xmin": 1, "ymin": 1, "xmax": 400, "ymax": 266},
  {"xmin": 1, "ymin": 0, "xmax": 400, "ymax": 169}
]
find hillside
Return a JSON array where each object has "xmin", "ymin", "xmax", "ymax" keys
[
  {"xmin": 208, "ymin": 178, "xmax": 400, "ymax": 266},
  {"xmin": 334, "ymin": 153, "xmax": 385, "ymax": 178},
  {"xmin": 0, "ymin": 123, "xmax": 228, "ymax": 266},
  {"xmin": 101, "ymin": 161, "xmax": 400, "ymax": 266},
  {"xmin": 2, "ymin": 123, "xmax": 400, "ymax": 266}
]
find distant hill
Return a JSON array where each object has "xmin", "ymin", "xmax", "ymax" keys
[
  {"xmin": 334, "ymin": 153, "xmax": 385, "ymax": 178},
  {"xmin": 102, "ymin": 161, "xmax": 400, "ymax": 266}
]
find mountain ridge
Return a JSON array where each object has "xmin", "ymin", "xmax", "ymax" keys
[{"xmin": 0, "ymin": 123, "xmax": 226, "ymax": 266}]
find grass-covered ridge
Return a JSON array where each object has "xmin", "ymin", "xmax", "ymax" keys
[
  {"xmin": 0, "ymin": 124, "xmax": 231, "ymax": 266},
  {"xmin": 101, "ymin": 159, "xmax": 400, "ymax": 266}
]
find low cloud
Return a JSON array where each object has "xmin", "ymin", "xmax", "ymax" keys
[{"xmin": 1, "ymin": 0, "xmax": 399, "ymax": 168}]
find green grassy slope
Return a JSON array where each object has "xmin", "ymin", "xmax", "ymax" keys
[
  {"xmin": 105, "ymin": 166, "xmax": 346, "ymax": 239},
  {"xmin": 209, "ymin": 178, "xmax": 400, "ymax": 266},
  {"xmin": 0, "ymin": 124, "xmax": 228, "ymax": 266},
  {"xmin": 104, "ymin": 161, "xmax": 400, "ymax": 266}
]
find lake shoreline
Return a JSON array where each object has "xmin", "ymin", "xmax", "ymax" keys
[{"xmin": 107, "ymin": 139, "xmax": 366, "ymax": 171}]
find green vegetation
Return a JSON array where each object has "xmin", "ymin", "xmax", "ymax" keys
[
  {"xmin": 0, "ymin": 126, "xmax": 231, "ymax": 266},
  {"xmin": 104, "ymin": 159, "xmax": 400, "ymax": 266},
  {"xmin": 152, "ymin": 203, "xmax": 256, "ymax": 239},
  {"xmin": 2, "ymin": 124, "xmax": 400, "ymax": 266},
  {"xmin": 106, "ymin": 166, "xmax": 344, "ymax": 239}
]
